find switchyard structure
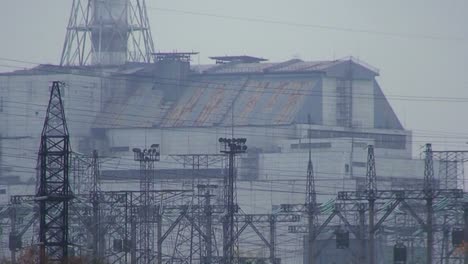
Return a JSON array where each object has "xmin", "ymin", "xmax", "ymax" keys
[
  {"xmin": 1, "ymin": 82, "xmax": 468, "ymax": 263},
  {"xmin": 1, "ymin": 0, "xmax": 468, "ymax": 263}
]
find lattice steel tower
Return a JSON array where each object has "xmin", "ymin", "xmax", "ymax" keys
[
  {"xmin": 36, "ymin": 81, "xmax": 73, "ymax": 263},
  {"xmin": 424, "ymin": 143, "xmax": 435, "ymax": 264},
  {"xmin": 366, "ymin": 145, "xmax": 377, "ymax": 264},
  {"xmin": 305, "ymin": 114, "xmax": 318, "ymax": 264},
  {"xmin": 60, "ymin": 0, "xmax": 155, "ymax": 66},
  {"xmin": 219, "ymin": 138, "xmax": 247, "ymax": 264},
  {"xmin": 133, "ymin": 145, "xmax": 160, "ymax": 264}
]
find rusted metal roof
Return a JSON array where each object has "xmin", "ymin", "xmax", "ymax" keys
[
  {"xmin": 90, "ymin": 57, "xmax": 381, "ymax": 129},
  {"xmin": 225, "ymin": 77, "xmax": 320, "ymax": 126},
  {"xmin": 191, "ymin": 57, "xmax": 379, "ymax": 75},
  {"xmin": 160, "ymin": 76, "xmax": 248, "ymax": 127}
]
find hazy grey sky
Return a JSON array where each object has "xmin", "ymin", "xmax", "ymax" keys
[{"xmin": 1, "ymin": 0, "xmax": 468, "ymax": 154}]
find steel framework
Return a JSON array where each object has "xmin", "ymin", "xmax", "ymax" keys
[
  {"xmin": 36, "ymin": 81, "xmax": 73, "ymax": 263},
  {"xmin": 305, "ymin": 115, "xmax": 318, "ymax": 264},
  {"xmin": 337, "ymin": 144, "xmax": 463, "ymax": 264},
  {"xmin": 133, "ymin": 145, "xmax": 160, "ymax": 264},
  {"xmin": 433, "ymin": 151, "xmax": 468, "ymax": 190},
  {"xmin": 60, "ymin": 0, "xmax": 155, "ymax": 66},
  {"xmin": 219, "ymin": 138, "xmax": 247, "ymax": 264}
]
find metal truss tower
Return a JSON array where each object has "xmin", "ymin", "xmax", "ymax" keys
[
  {"xmin": 433, "ymin": 150, "xmax": 468, "ymax": 190},
  {"xmin": 305, "ymin": 114, "xmax": 318, "ymax": 264},
  {"xmin": 90, "ymin": 150, "xmax": 105, "ymax": 261},
  {"xmin": 36, "ymin": 81, "xmax": 73, "ymax": 263},
  {"xmin": 60, "ymin": 0, "xmax": 155, "ymax": 66},
  {"xmin": 424, "ymin": 143, "xmax": 435, "ymax": 264},
  {"xmin": 133, "ymin": 145, "xmax": 160, "ymax": 264},
  {"xmin": 219, "ymin": 138, "xmax": 247, "ymax": 264},
  {"xmin": 366, "ymin": 145, "xmax": 377, "ymax": 264}
]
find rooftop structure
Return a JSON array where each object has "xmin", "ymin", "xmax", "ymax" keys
[
  {"xmin": 60, "ymin": 0, "xmax": 154, "ymax": 66},
  {"xmin": 209, "ymin": 55, "xmax": 268, "ymax": 64}
]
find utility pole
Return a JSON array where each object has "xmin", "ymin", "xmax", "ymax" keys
[
  {"xmin": 198, "ymin": 184, "xmax": 217, "ymax": 264},
  {"xmin": 91, "ymin": 150, "xmax": 104, "ymax": 261},
  {"xmin": 157, "ymin": 205, "xmax": 162, "ymax": 264},
  {"xmin": 358, "ymin": 203, "xmax": 367, "ymax": 264},
  {"xmin": 424, "ymin": 143, "xmax": 434, "ymax": 264},
  {"xmin": 305, "ymin": 114, "xmax": 318, "ymax": 264},
  {"xmin": 36, "ymin": 81, "xmax": 72, "ymax": 264},
  {"xmin": 219, "ymin": 137, "xmax": 247, "ymax": 264},
  {"xmin": 366, "ymin": 145, "xmax": 377, "ymax": 264},
  {"xmin": 464, "ymin": 202, "xmax": 468, "ymax": 264},
  {"xmin": 133, "ymin": 144, "xmax": 160, "ymax": 264},
  {"xmin": 9, "ymin": 205, "xmax": 17, "ymax": 264},
  {"xmin": 269, "ymin": 216, "xmax": 276, "ymax": 264}
]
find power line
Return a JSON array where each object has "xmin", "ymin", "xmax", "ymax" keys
[{"xmin": 1, "ymin": 58, "xmax": 468, "ymax": 104}]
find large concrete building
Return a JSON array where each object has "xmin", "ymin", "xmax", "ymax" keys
[{"xmin": 0, "ymin": 54, "xmax": 440, "ymax": 208}]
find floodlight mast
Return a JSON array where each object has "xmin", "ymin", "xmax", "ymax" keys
[
  {"xmin": 219, "ymin": 137, "xmax": 247, "ymax": 264},
  {"xmin": 133, "ymin": 144, "xmax": 160, "ymax": 264}
]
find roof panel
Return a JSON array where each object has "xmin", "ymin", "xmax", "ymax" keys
[
  {"xmin": 160, "ymin": 77, "xmax": 247, "ymax": 127},
  {"xmin": 225, "ymin": 76, "xmax": 319, "ymax": 126}
]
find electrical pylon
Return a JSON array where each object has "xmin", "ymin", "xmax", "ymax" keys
[
  {"xmin": 424, "ymin": 143, "xmax": 434, "ymax": 264},
  {"xmin": 366, "ymin": 145, "xmax": 377, "ymax": 264},
  {"xmin": 36, "ymin": 81, "xmax": 73, "ymax": 263},
  {"xmin": 305, "ymin": 114, "xmax": 318, "ymax": 264}
]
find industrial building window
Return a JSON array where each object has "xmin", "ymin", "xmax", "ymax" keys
[
  {"xmin": 391, "ymin": 178, "xmax": 425, "ymax": 190},
  {"xmin": 0, "ymin": 97, "xmax": 3, "ymax": 112},
  {"xmin": 352, "ymin": 162, "xmax": 366, "ymax": 167},
  {"xmin": 0, "ymin": 189, "xmax": 6, "ymax": 195},
  {"xmin": 110, "ymin": 146, "xmax": 130, "ymax": 152},
  {"xmin": 308, "ymin": 130, "xmax": 406, "ymax": 149},
  {"xmin": 290, "ymin": 142, "xmax": 331, "ymax": 149},
  {"xmin": 336, "ymin": 79, "xmax": 352, "ymax": 127},
  {"xmin": 355, "ymin": 177, "xmax": 366, "ymax": 191},
  {"xmin": 353, "ymin": 142, "xmax": 367, "ymax": 148}
]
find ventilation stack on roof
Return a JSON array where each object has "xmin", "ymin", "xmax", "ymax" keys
[
  {"xmin": 153, "ymin": 52, "xmax": 197, "ymax": 101},
  {"xmin": 90, "ymin": 0, "xmax": 128, "ymax": 65},
  {"xmin": 60, "ymin": 0, "xmax": 154, "ymax": 66}
]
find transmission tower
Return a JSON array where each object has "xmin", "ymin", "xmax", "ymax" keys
[
  {"xmin": 60, "ymin": 0, "xmax": 155, "ymax": 66},
  {"xmin": 90, "ymin": 150, "xmax": 105, "ymax": 261},
  {"xmin": 366, "ymin": 145, "xmax": 377, "ymax": 264},
  {"xmin": 36, "ymin": 81, "xmax": 73, "ymax": 263},
  {"xmin": 198, "ymin": 184, "xmax": 218, "ymax": 264},
  {"xmin": 219, "ymin": 137, "xmax": 247, "ymax": 264},
  {"xmin": 433, "ymin": 150, "xmax": 468, "ymax": 190},
  {"xmin": 133, "ymin": 145, "xmax": 160, "ymax": 264},
  {"xmin": 305, "ymin": 114, "xmax": 318, "ymax": 264},
  {"xmin": 424, "ymin": 143, "xmax": 434, "ymax": 264}
]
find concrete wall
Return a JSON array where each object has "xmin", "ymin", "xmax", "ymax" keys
[
  {"xmin": 321, "ymin": 77, "xmax": 375, "ymax": 129},
  {"xmin": 0, "ymin": 73, "xmax": 103, "ymax": 182},
  {"xmin": 321, "ymin": 77, "xmax": 337, "ymax": 127},
  {"xmin": 293, "ymin": 124, "xmax": 412, "ymax": 159},
  {"xmin": 104, "ymin": 125, "xmax": 296, "ymax": 156},
  {"xmin": 352, "ymin": 79, "xmax": 374, "ymax": 128},
  {"xmin": 0, "ymin": 74, "xmax": 102, "ymax": 137}
]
